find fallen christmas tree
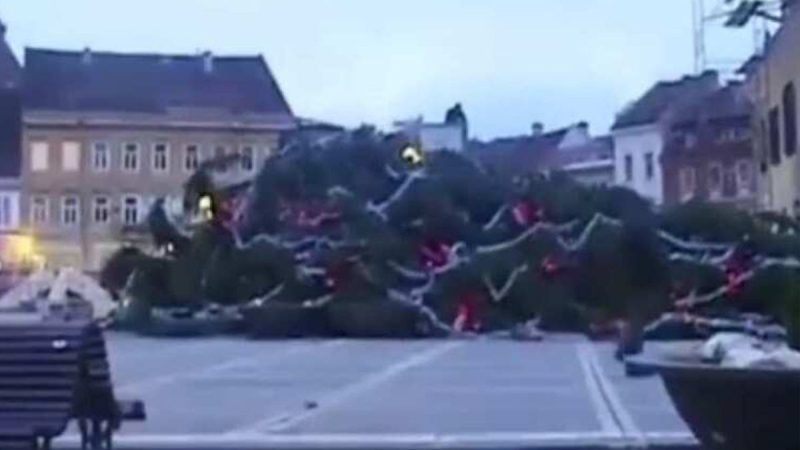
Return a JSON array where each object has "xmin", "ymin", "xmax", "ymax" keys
[{"xmin": 102, "ymin": 127, "xmax": 800, "ymax": 346}]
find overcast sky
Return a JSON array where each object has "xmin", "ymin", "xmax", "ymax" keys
[{"xmin": 0, "ymin": 0, "xmax": 759, "ymax": 139}]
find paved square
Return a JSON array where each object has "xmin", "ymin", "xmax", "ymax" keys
[{"xmin": 55, "ymin": 333, "xmax": 697, "ymax": 449}]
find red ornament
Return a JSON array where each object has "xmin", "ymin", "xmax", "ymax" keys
[
  {"xmin": 325, "ymin": 258, "xmax": 355, "ymax": 291},
  {"xmin": 419, "ymin": 239, "xmax": 451, "ymax": 270},
  {"xmin": 512, "ymin": 201, "xmax": 544, "ymax": 227},
  {"xmin": 725, "ymin": 271, "xmax": 745, "ymax": 298},
  {"xmin": 453, "ymin": 291, "xmax": 482, "ymax": 332},
  {"xmin": 540, "ymin": 256, "xmax": 561, "ymax": 278}
]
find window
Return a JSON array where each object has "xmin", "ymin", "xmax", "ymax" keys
[
  {"xmin": 783, "ymin": 82, "xmax": 797, "ymax": 157},
  {"xmin": 679, "ymin": 166, "xmax": 695, "ymax": 201},
  {"xmin": 624, "ymin": 154, "xmax": 633, "ymax": 182},
  {"xmin": 769, "ymin": 107, "xmax": 781, "ymax": 165},
  {"xmin": 152, "ymin": 143, "xmax": 170, "ymax": 172},
  {"xmin": 240, "ymin": 145, "xmax": 255, "ymax": 172},
  {"xmin": 122, "ymin": 195, "xmax": 140, "ymax": 225},
  {"xmin": 685, "ymin": 132, "xmax": 697, "ymax": 149},
  {"xmin": 759, "ymin": 119, "xmax": 769, "ymax": 173},
  {"xmin": 707, "ymin": 163, "xmax": 722, "ymax": 198},
  {"xmin": 644, "ymin": 152, "xmax": 654, "ymax": 180},
  {"xmin": 736, "ymin": 160, "xmax": 753, "ymax": 195},
  {"xmin": 31, "ymin": 196, "xmax": 48, "ymax": 224},
  {"xmin": 92, "ymin": 142, "xmax": 110, "ymax": 172},
  {"xmin": 184, "ymin": 144, "xmax": 200, "ymax": 172},
  {"xmin": 30, "ymin": 141, "xmax": 49, "ymax": 172},
  {"xmin": 122, "ymin": 143, "xmax": 140, "ymax": 172},
  {"xmin": 723, "ymin": 166, "xmax": 737, "ymax": 197},
  {"xmin": 61, "ymin": 196, "xmax": 79, "ymax": 225},
  {"xmin": 92, "ymin": 196, "xmax": 110, "ymax": 224},
  {"xmin": 718, "ymin": 129, "xmax": 737, "ymax": 143},
  {"xmin": 0, "ymin": 194, "xmax": 11, "ymax": 228},
  {"xmin": 213, "ymin": 145, "xmax": 227, "ymax": 172},
  {"xmin": 62, "ymin": 141, "xmax": 81, "ymax": 171}
]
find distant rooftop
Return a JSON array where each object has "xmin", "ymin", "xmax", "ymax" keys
[
  {"xmin": 670, "ymin": 82, "xmax": 752, "ymax": 127},
  {"xmin": 467, "ymin": 123, "xmax": 611, "ymax": 179},
  {"xmin": 23, "ymin": 48, "xmax": 293, "ymax": 117},
  {"xmin": 612, "ymin": 71, "xmax": 720, "ymax": 130}
]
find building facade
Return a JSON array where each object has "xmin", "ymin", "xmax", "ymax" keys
[
  {"xmin": 612, "ymin": 71, "xmax": 720, "ymax": 205},
  {"xmin": 743, "ymin": 1, "xmax": 799, "ymax": 215},
  {"xmin": 21, "ymin": 49, "xmax": 295, "ymax": 271},
  {"xmin": 662, "ymin": 82, "xmax": 756, "ymax": 209}
]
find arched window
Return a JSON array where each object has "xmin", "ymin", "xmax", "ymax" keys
[
  {"xmin": 769, "ymin": 107, "xmax": 781, "ymax": 165},
  {"xmin": 783, "ymin": 82, "xmax": 797, "ymax": 157}
]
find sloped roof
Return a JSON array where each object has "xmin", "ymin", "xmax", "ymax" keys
[
  {"xmin": 612, "ymin": 71, "xmax": 720, "ymax": 129},
  {"xmin": 23, "ymin": 48, "xmax": 293, "ymax": 116},
  {"xmin": 467, "ymin": 127, "xmax": 570, "ymax": 178},
  {"xmin": 670, "ymin": 82, "xmax": 752, "ymax": 126}
]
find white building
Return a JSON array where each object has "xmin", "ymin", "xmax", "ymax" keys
[
  {"xmin": 395, "ymin": 104, "xmax": 468, "ymax": 153},
  {"xmin": 418, "ymin": 123, "xmax": 465, "ymax": 152},
  {"xmin": 612, "ymin": 125, "xmax": 667, "ymax": 204},
  {"xmin": 611, "ymin": 71, "xmax": 719, "ymax": 205}
]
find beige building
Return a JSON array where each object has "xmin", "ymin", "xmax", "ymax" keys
[
  {"xmin": 742, "ymin": 0, "xmax": 799, "ymax": 215},
  {"xmin": 21, "ymin": 49, "xmax": 295, "ymax": 271}
]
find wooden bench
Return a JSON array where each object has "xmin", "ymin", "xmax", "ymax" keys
[{"xmin": 0, "ymin": 318, "xmax": 145, "ymax": 449}]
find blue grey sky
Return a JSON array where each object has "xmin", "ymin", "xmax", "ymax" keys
[{"xmin": 0, "ymin": 0, "xmax": 758, "ymax": 139}]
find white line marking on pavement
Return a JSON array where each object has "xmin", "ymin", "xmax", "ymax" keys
[
  {"xmin": 580, "ymin": 343, "xmax": 645, "ymax": 444},
  {"xmin": 56, "ymin": 430, "xmax": 626, "ymax": 450},
  {"xmin": 576, "ymin": 344, "xmax": 620, "ymax": 435},
  {"xmin": 230, "ymin": 340, "xmax": 463, "ymax": 434},
  {"xmin": 118, "ymin": 340, "xmax": 344, "ymax": 395}
]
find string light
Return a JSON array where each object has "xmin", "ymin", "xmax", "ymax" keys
[{"xmin": 400, "ymin": 145, "xmax": 424, "ymax": 166}]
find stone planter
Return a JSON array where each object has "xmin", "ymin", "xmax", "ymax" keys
[{"xmin": 629, "ymin": 351, "xmax": 800, "ymax": 450}]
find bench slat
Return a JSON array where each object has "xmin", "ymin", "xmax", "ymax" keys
[
  {"xmin": 0, "ymin": 400, "xmax": 71, "ymax": 413},
  {"xmin": 0, "ymin": 362, "xmax": 108, "ymax": 377}
]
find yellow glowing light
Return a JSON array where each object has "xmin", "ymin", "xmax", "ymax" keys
[
  {"xmin": 11, "ymin": 234, "xmax": 35, "ymax": 259},
  {"xmin": 1, "ymin": 234, "xmax": 44, "ymax": 269},
  {"xmin": 199, "ymin": 195, "xmax": 213, "ymax": 210},
  {"xmin": 199, "ymin": 195, "xmax": 214, "ymax": 220},
  {"xmin": 400, "ymin": 146, "xmax": 424, "ymax": 165}
]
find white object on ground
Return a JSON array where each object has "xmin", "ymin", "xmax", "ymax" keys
[
  {"xmin": 700, "ymin": 332, "xmax": 800, "ymax": 369},
  {"xmin": 0, "ymin": 269, "xmax": 55, "ymax": 309},
  {"xmin": 0, "ymin": 268, "xmax": 115, "ymax": 320}
]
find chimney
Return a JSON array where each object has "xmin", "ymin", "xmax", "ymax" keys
[
  {"xmin": 202, "ymin": 50, "xmax": 213, "ymax": 73},
  {"xmin": 700, "ymin": 69, "xmax": 720, "ymax": 89},
  {"xmin": 82, "ymin": 47, "xmax": 92, "ymax": 64},
  {"xmin": 576, "ymin": 121, "xmax": 589, "ymax": 134},
  {"xmin": 531, "ymin": 122, "xmax": 544, "ymax": 136}
]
